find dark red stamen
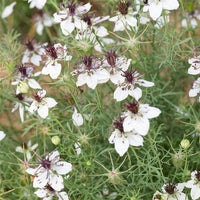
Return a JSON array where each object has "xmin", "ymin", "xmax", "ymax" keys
[
  {"xmin": 105, "ymin": 50, "xmax": 118, "ymax": 67},
  {"xmin": 116, "ymin": 1, "xmax": 131, "ymax": 15},
  {"xmin": 125, "ymin": 99, "xmax": 139, "ymax": 114}
]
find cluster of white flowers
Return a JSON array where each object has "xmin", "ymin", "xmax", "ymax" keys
[
  {"xmin": 188, "ymin": 49, "xmax": 200, "ymax": 102},
  {"xmin": 26, "ymin": 150, "xmax": 72, "ymax": 200}
]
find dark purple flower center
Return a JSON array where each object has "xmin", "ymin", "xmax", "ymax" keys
[
  {"xmin": 117, "ymin": 1, "xmax": 131, "ymax": 15},
  {"xmin": 16, "ymin": 93, "xmax": 24, "ymax": 101},
  {"xmin": 37, "ymin": 10, "xmax": 44, "ymax": 17},
  {"xmin": 68, "ymin": 1, "xmax": 76, "ymax": 16},
  {"xmin": 143, "ymin": 0, "xmax": 148, "ymax": 4},
  {"xmin": 41, "ymin": 158, "xmax": 51, "ymax": 170},
  {"xmin": 34, "ymin": 94, "xmax": 42, "ymax": 102},
  {"xmin": 164, "ymin": 183, "xmax": 176, "ymax": 195},
  {"xmin": 113, "ymin": 117, "xmax": 124, "ymax": 133},
  {"xmin": 45, "ymin": 46, "xmax": 58, "ymax": 60},
  {"xmin": 46, "ymin": 184, "xmax": 55, "ymax": 193},
  {"xmin": 125, "ymin": 99, "xmax": 139, "ymax": 114},
  {"xmin": 82, "ymin": 55, "xmax": 93, "ymax": 70},
  {"xmin": 25, "ymin": 40, "xmax": 34, "ymax": 51},
  {"xmin": 122, "ymin": 68, "xmax": 136, "ymax": 83},
  {"xmin": 22, "ymin": 142, "xmax": 28, "ymax": 149},
  {"xmin": 18, "ymin": 65, "xmax": 28, "ymax": 77},
  {"xmin": 105, "ymin": 50, "xmax": 118, "ymax": 67},
  {"xmin": 82, "ymin": 14, "xmax": 92, "ymax": 27},
  {"xmin": 195, "ymin": 170, "xmax": 200, "ymax": 182},
  {"xmin": 153, "ymin": 194, "xmax": 162, "ymax": 200}
]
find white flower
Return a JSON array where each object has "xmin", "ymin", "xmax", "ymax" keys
[
  {"xmin": 189, "ymin": 77, "xmax": 200, "ymax": 101},
  {"xmin": 154, "ymin": 15, "xmax": 169, "ymax": 29},
  {"xmin": 185, "ymin": 170, "xmax": 200, "ymax": 200},
  {"xmin": 109, "ymin": 117, "xmax": 144, "ymax": 157},
  {"xmin": 16, "ymin": 140, "xmax": 38, "ymax": 161},
  {"xmin": 114, "ymin": 68, "xmax": 154, "ymax": 101},
  {"xmin": 74, "ymin": 142, "xmax": 81, "ymax": 156},
  {"xmin": 33, "ymin": 11, "xmax": 54, "ymax": 35},
  {"xmin": 11, "ymin": 93, "xmax": 32, "ymax": 122},
  {"xmin": 27, "ymin": 0, "xmax": 47, "ymax": 9},
  {"xmin": 12, "ymin": 65, "xmax": 41, "ymax": 94},
  {"xmin": 72, "ymin": 107, "xmax": 83, "ymax": 127},
  {"xmin": 122, "ymin": 100, "xmax": 161, "ymax": 134},
  {"xmin": 54, "ymin": 2, "xmax": 91, "ymax": 36},
  {"xmin": 72, "ymin": 55, "xmax": 110, "ymax": 89},
  {"xmin": 26, "ymin": 150, "xmax": 72, "ymax": 191},
  {"xmin": 103, "ymin": 51, "xmax": 131, "ymax": 84},
  {"xmin": 22, "ymin": 40, "xmax": 44, "ymax": 66},
  {"xmin": 28, "ymin": 89, "xmax": 57, "ymax": 119},
  {"xmin": 188, "ymin": 56, "xmax": 200, "ymax": 75},
  {"xmin": 82, "ymin": 14, "xmax": 110, "ymax": 37},
  {"xmin": 35, "ymin": 185, "xmax": 69, "ymax": 200},
  {"xmin": 143, "ymin": 0, "xmax": 179, "ymax": 21},
  {"xmin": 1, "ymin": 2, "xmax": 16, "ymax": 19},
  {"xmin": 181, "ymin": 10, "xmax": 200, "ymax": 29},
  {"xmin": 0, "ymin": 131, "xmax": 6, "ymax": 141},
  {"xmin": 161, "ymin": 183, "xmax": 188, "ymax": 200},
  {"xmin": 109, "ymin": 1, "xmax": 137, "ymax": 32},
  {"xmin": 42, "ymin": 43, "xmax": 72, "ymax": 79}
]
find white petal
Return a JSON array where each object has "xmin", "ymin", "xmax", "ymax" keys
[
  {"xmin": 30, "ymin": 54, "xmax": 42, "ymax": 66},
  {"xmin": 60, "ymin": 19, "xmax": 75, "ymax": 36},
  {"xmin": 33, "ymin": 169, "xmax": 48, "ymax": 188},
  {"xmin": 93, "ymin": 16, "xmax": 110, "ymax": 24},
  {"xmin": 96, "ymin": 69, "xmax": 110, "ymax": 84},
  {"xmin": 76, "ymin": 73, "xmax": 87, "ymax": 87},
  {"xmin": 126, "ymin": 16, "xmax": 137, "ymax": 27},
  {"xmin": 26, "ymin": 151, "xmax": 32, "ymax": 161},
  {"xmin": 140, "ymin": 104, "xmax": 161, "ymax": 119},
  {"xmin": 149, "ymin": 1, "xmax": 163, "ymax": 20},
  {"xmin": 137, "ymin": 79, "xmax": 154, "ymax": 87},
  {"xmin": 108, "ymin": 130, "xmax": 119, "ymax": 144},
  {"xmin": 25, "ymin": 167, "xmax": 38, "ymax": 175},
  {"xmin": 0, "ymin": 131, "xmax": 6, "ymax": 141},
  {"xmin": 110, "ymin": 72, "xmax": 125, "ymax": 84},
  {"xmin": 34, "ymin": 188, "xmax": 48, "ymax": 198},
  {"xmin": 19, "ymin": 104, "xmax": 25, "ymax": 122},
  {"xmin": 1, "ymin": 2, "xmax": 16, "ymax": 19},
  {"xmin": 76, "ymin": 3, "xmax": 92, "ymax": 15},
  {"xmin": 28, "ymin": 79, "xmax": 41, "ymax": 89},
  {"xmin": 22, "ymin": 52, "xmax": 30, "ymax": 64},
  {"xmin": 48, "ymin": 150, "xmax": 60, "ymax": 162},
  {"xmin": 127, "ymin": 134, "xmax": 144, "ymax": 146},
  {"xmin": 114, "ymin": 137, "xmax": 129, "ymax": 157},
  {"xmin": 38, "ymin": 105, "xmax": 49, "ymax": 118},
  {"xmin": 191, "ymin": 185, "xmax": 200, "ymax": 200},
  {"xmin": 49, "ymin": 62, "xmax": 62, "ymax": 79},
  {"xmin": 188, "ymin": 65, "xmax": 200, "ymax": 75},
  {"xmin": 93, "ymin": 26, "xmax": 109, "ymax": 37},
  {"xmin": 36, "ymin": 21, "xmax": 43, "ymax": 35},
  {"xmin": 44, "ymin": 97, "xmax": 57, "ymax": 108},
  {"xmin": 113, "ymin": 19, "xmax": 125, "ymax": 32},
  {"xmin": 72, "ymin": 108, "xmax": 83, "ymax": 127},
  {"xmin": 189, "ymin": 88, "xmax": 199, "ymax": 97},
  {"xmin": 128, "ymin": 86, "xmax": 142, "ymax": 101},
  {"xmin": 58, "ymin": 192, "xmax": 69, "ymax": 200},
  {"xmin": 16, "ymin": 146, "xmax": 23, "ymax": 153},
  {"xmin": 52, "ymin": 161, "xmax": 72, "ymax": 175},
  {"xmin": 74, "ymin": 18, "xmax": 87, "ymax": 30},
  {"xmin": 28, "ymin": 101, "xmax": 38, "ymax": 113},
  {"xmin": 29, "ymin": 143, "xmax": 38, "ymax": 151},
  {"xmin": 11, "ymin": 103, "xmax": 19, "ymax": 113},
  {"xmin": 86, "ymin": 75, "xmax": 98, "ymax": 89},
  {"xmin": 162, "ymin": 0, "xmax": 179, "ymax": 10},
  {"xmin": 49, "ymin": 173, "xmax": 64, "ymax": 191},
  {"xmin": 114, "ymin": 86, "xmax": 129, "ymax": 101}
]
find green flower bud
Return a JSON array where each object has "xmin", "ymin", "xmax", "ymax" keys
[
  {"xmin": 108, "ymin": 170, "xmax": 122, "ymax": 185},
  {"xmin": 51, "ymin": 136, "xmax": 60, "ymax": 145},
  {"xmin": 181, "ymin": 139, "xmax": 190, "ymax": 149},
  {"xmin": 172, "ymin": 152, "xmax": 184, "ymax": 169},
  {"xmin": 17, "ymin": 81, "xmax": 29, "ymax": 94},
  {"xmin": 86, "ymin": 161, "xmax": 91, "ymax": 166}
]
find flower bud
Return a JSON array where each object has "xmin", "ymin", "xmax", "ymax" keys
[
  {"xmin": 51, "ymin": 136, "xmax": 60, "ymax": 145},
  {"xmin": 181, "ymin": 139, "xmax": 190, "ymax": 149},
  {"xmin": 172, "ymin": 152, "xmax": 184, "ymax": 169},
  {"xmin": 108, "ymin": 170, "xmax": 122, "ymax": 185},
  {"xmin": 86, "ymin": 161, "xmax": 91, "ymax": 166},
  {"xmin": 17, "ymin": 81, "xmax": 29, "ymax": 94}
]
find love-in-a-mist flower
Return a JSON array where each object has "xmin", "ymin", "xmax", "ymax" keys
[
  {"xmin": 122, "ymin": 99, "xmax": 161, "ymax": 134},
  {"xmin": 26, "ymin": 150, "xmax": 72, "ymax": 191},
  {"xmin": 53, "ymin": 1, "xmax": 91, "ymax": 36},
  {"xmin": 103, "ymin": 51, "xmax": 131, "ymax": 85},
  {"xmin": 185, "ymin": 170, "xmax": 200, "ymax": 200},
  {"xmin": 189, "ymin": 77, "xmax": 200, "ymax": 101},
  {"xmin": 109, "ymin": 117, "xmax": 144, "ymax": 157},
  {"xmin": 114, "ymin": 67, "xmax": 154, "ymax": 101},
  {"xmin": 72, "ymin": 55, "xmax": 110, "ymax": 89},
  {"xmin": 188, "ymin": 56, "xmax": 200, "ymax": 75},
  {"xmin": 26, "ymin": 0, "xmax": 47, "ymax": 9},
  {"xmin": 182, "ymin": 10, "xmax": 200, "ymax": 29},
  {"xmin": 16, "ymin": 140, "xmax": 38, "ymax": 161},
  {"xmin": 160, "ymin": 183, "xmax": 188, "ymax": 200},
  {"xmin": 42, "ymin": 43, "xmax": 72, "ymax": 79},
  {"xmin": 12, "ymin": 64, "xmax": 41, "ymax": 94},
  {"xmin": 11, "ymin": 93, "xmax": 32, "ymax": 122},
  {"xmin": 109, "ymin": 0, "xmax": 137, "ymax": 32},
  {"xmin": 22, "ymin": 39, "xmax": 44, "ymax": 66},
  {"xmin": 0, "ymin": 131, "xmax": 6, "ymax": 141},
  {"xmin": 33, "ymin": 10, "xmax": 54, "ymax": 36},
  {"xmin": 35, "ymin": 185, "xmax": 69, "ymax": 200},
  {"xmin": 72, "ymin": 107, "xmax": 83, "ymax": 127},
  {"xmin": 28, "ymin": 89, "xmax": 57, "ymax": 119},
  {"xmin": 82, "ymin": 13, "xmax": 110, "ymax": 37},
  {"xmin": 1, "ymin": 2, "xmax": 16, "ymax": 19},
  {"xmin": 143, "ymin": 0, "xmax": 179, "ymax": 21}
]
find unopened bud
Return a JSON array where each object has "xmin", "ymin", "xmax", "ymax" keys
[
  {"xmin": 51, "ymin": 136, "xmax": 60, "ymax": 145},
  {"xmin": 181, "ymin": 139, "xmax": 190, "ymax": 149}
]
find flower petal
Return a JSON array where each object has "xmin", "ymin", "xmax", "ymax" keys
[
  {"xmin": 38, "ymin": 105, "xmax": 49, "ymax": 119},
  {"xmin": 114, "ymin": 137, "xmax": 129, "ymax": 157},
  {"xmin": 52, "ymin": 161, "xmax": 72, "ymax": 175}
]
